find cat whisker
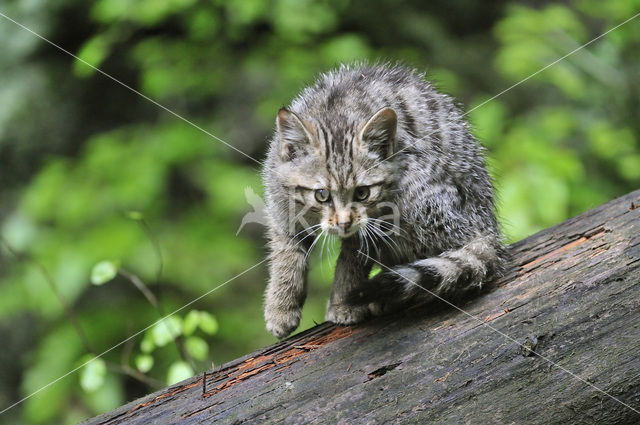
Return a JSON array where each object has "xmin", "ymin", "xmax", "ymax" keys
[
  {"xmin": 366, "ymin": 222, "xmax": 400, "ymax": 260},
  {"xmin": 320, "ymin": 231, "xmax": 331, "ymax": 276},
  {"xmin": 291, "ymin": 224, "xmax": 323, "ymax": 251},
  {"xmin": 328, "ymin": 233, "xmax": 337, "ymax": 259},
  {"xmin": 358, "ymin": 227, "xmax": 370, "ymax": 259},
  {"xmin": 366, "ymin": 217, "xmax": 405, "ymax": 232},
  {"xmin": 291, "ymin": 223, "xmax": 322, "ymax": 240},
  {"xmin": 361, "ymin": 224, "xmax": 380, "ymax": 259},
  {"xmin": 369, "ymin": 220, "xmax": 404, "ymax": 259},
  {"xmin": 366, "ymin": 218, "xmax": 407, "ymax": 238},
  {"xmin": 304, "ymin": 230, "xmax": 325, "ymax": 262}
]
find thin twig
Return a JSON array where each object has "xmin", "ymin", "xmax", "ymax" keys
[
  {"xmin": 132, "ymin": 218, "xmax": 194, "ymax": 368},
  {"xmin": 140, "ymin": 218, "xmax": 164, "ymax": 291},
  {"xmin": 119, "ymin": 269, "xmax": 160, "ymax": 308},
  {"xmin": 107, "ymin": 363, "xmax": 163, "ymax": 389},
  {"xmin": 1, "ymin": 236, "xmax": 163, "ymax": 389},
  {"xmin": 1, "ymin": 236, "xmax": 95, "ymax": 354},
  {"xmin": 121, "ymin": 322, "xmax": 135, "ymax": 366}
]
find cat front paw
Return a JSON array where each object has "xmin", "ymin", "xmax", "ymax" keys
[
  {"xmin": 265, "ymin": 307, "xmax": 301, "ymax": 339},
  {"xmin": 367, "ymin": 301, "xmax": 384, "ymax": 316},
  {"xmin": 367, "ymin": 301, "xmax": 401, "ymax": 316},
  {"xmin": 325, "ymin": 302, "xmax": 370, "ymax": 325}
]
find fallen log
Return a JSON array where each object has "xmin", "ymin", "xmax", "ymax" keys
[{"xmin": 84, "ymin": 189, "xmax": 640, "ymax": 424}]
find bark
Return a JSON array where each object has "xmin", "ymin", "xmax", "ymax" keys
[{"xmin": 83, "ymin": 190, "xmax": 640, "ymax": 425}]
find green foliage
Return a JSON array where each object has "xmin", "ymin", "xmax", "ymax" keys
[
  {"xmin": 185, "ymin": 336, "xmax": 209, "ymax": 361},
  {"xmin": 90, "ymin": 261, "xmax": 119, "ymax": 285},
  {"xmin": 150, "ymin": 317, "xmax": 183, "ymax": 348},
  {"xmin": 119, "ymin": 310, "xmax": 218, "ymax": 387},
  {"xmin": 184, "ymin": 310, "xmax": 219, "ymax": 336},
  {"xmin": 1, "ymin": 0, "xmax": 639, "ymax": 424},
  {"xmin": 166, "ymin": 361, "xmax": 194, "ymax": 386},
  {"xmin": 481, "ymin": 1, "xmax": 639, "ymax": 240},
  {"xmin": 79, "ymin": 358, "xmax": 107, "ymax": 393},
  {"xmin": 134, "ymin": 354, "xmax": 154, "ymax": 373}
]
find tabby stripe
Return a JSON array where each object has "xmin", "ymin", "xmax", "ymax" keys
[
  {"xmin": 398, "ymin": 98, "xmax": 417, "ymax": 136},
  {"xmin": 320, "ymin": 125, "xmax": 330, "ymax": 161},
  {"xmin": 411, "ymin": 264, "xmax": 443, "ymax": 291},
  {"xmin": 427, "ymin": 97, "xmax": 441, "ymax": 145}
]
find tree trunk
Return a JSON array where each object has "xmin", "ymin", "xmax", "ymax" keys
[{"xmin": 83, "ymin": 190, "xmax": 640, "ymax": 425}]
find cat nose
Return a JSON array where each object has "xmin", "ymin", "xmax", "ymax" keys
[
  {"xmin": 338, "ymin": 221, "xmax": 351, "ymax": 232},
  {"xmin": 336, "ymin": 210, "xmax": 352, "ymax": 232}
]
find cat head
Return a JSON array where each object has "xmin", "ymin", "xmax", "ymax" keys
[{"xmin": 273, "ymin": 107, "xmax": 398, "ymax": 238}]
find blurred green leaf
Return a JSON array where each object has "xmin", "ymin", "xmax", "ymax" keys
[
  {"xmin": 185, "ymin": 336, "xmax": 209, "ymax": 360},
  {"xmin": 151, "ymin": 316, "xmax": 183, "ymax": 347},
  {"xmin": 135, "ymin": 354, "xmax": 154, "ymax": 373},
  {"xmin": 81, "ymin": 373, "xmax": 125, "ymax": 416},
  {"xmin": 469, "ymin": 100, "xmax": 506, "ymax": 146},
  {"xmin": 91, "ymin": 261, "xmax": 119, "ymax": 285},
  {"xmin": 186, "ymin": 9, "xmax": 220, "ymax": 40},
  {"xmin": 166, "ymin": 361, "xmax": 194, "ymax": 385},
  {"xmin": 225, "ymin": 0, "xmax": 267, "ymax": 25},
  {"xmin": 428, "ymin": 67, "xmax": 460, "ymax": 96},
  {"xmin": 140, "ymin": 334, "xmax": 155, "ymax": 354},
  {"xmin": 1, "ymin": 212, "xmax": 37, "ymax": 251},
  {"xmin": 197, "ymin": 311, "xmax": 219, "ymax": 335},
  {"xmin": 74, "ymin": 34, "xmax": 112, "ymax": 77},
  {"xmin": 92, "ymin": 0, "xmax": 198, "ymax": 26},
  {"xmin": 79, "ymin": 358, "xmax": 107, "ymax": 393},
  {"xmin": 369, "ymin": 266, "xmax": 381, "ymax": 278},
  {"xmin": 588, "ymin": 122, "xmax": 635, "ymax": 159},
  {"xmin": 126, "ymin": 211, "xmax": 144, "ymax": 221},
  {"xmin": 272, "ymin": 0, "xmax": 338, "ymax": 41},
  {"xmin": 320, "ymin": 34, "xmax": 370, "ymax": 63},
  {"xmin": 22, "ymin": 324, "xmax": 83, "ymax": 423},
  {"xmin": 183, "ymin": 310, "xmax": 200, "ymax": 336},
  {"xmin": 618, "ymin": 154, "xmax": 640, "ymax": 180}
]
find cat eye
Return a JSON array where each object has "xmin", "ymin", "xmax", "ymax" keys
[
  {"xmin": 354, "ymin": 186, "xmax": 370, "ymax": 201},
  {"xmin": 315, "ymin": 189, "xmax": 331, "ymax": 203}
]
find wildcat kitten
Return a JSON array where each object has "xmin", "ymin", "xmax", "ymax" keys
[{"xmin": 262, "ymin": 63, "xmax": 504, "ymax": 339}]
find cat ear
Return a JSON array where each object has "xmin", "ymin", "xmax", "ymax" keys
[
  {"xmin": 276, "ymin": 108, "xmax": 315, "ymax": 161},
  {"xmin": 359, "ymin": 107, "xmax": 397, "ymax": 158}
]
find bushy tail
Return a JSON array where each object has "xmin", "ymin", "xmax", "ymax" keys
[{"xmin": 357, "ymin": 235, "xmax": 505, "ymax": 307}]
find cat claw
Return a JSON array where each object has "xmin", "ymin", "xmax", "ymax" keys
[
  {"xmin": 367, "ymin": 301, "xmax": 385, "ymax": 316},
  {"xmin": 325, "ymin": 303, "xmax": 370, "ymax": 325},
  {"xmin": 265, "ymin": 307, "xmax": 300, "ymax": 339}
]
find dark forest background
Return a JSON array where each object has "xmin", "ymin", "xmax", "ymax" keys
[{"xmin": 0, "ymin": 1, "xmax": 638, "ymax": 423}]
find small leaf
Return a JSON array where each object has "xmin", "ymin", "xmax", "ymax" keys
[
  {"xmin": 167, "ymin": 361, "xmax": 194, "ymax": 385},
  {"xmin": 126, "ymin": 210, "xmax": 144, "ymax": 221},
  {"xmin": 198, "ymin": 312, "xmax": 219, "ymax": 335},
  {"xmin": 135, "ymin": 354, "xmax": 154, "ymax": 373},
  {"xmin": 80, "ymin": 358, "xmax": 107, "ymax": 393},
  {"xmin": 74, "ymin": 34, "xmax": 111, "ymax": 77},
  {"xmin": 151, "ymin": 316, "xmax": 183, "ymax": 347},
  {"xmin": 140, "ymin": 334, "xmax": 155, "ymax": 353},
  {"xmin": 91, "ymin": 261, "xmax": 119, "ymax": 285},
  {"xmin": 183, "ymin": 310, "xmax": 200, "ymax": 336},
  {"xmin": 369, "ymin": 266, "xmax": 382, "ymax": 278},
  {"xmin": 185, "ymin": 336, "xmax": 209, "ymax": 361}
]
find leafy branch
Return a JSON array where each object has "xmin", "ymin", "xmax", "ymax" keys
[{"xmin": 0, "ymin": 236, "xmax": 164, "ymax": 389}]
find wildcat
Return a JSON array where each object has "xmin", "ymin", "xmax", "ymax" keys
[{"xmin": 262, "ymin": 63, "xmax": 504, "ymax": 339}]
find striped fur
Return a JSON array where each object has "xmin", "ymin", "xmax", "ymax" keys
[
  {"xmin": 262, "ymin": 63, "xmax": 505, "ymax": 338},
  {"xmin": 356, "ymin": 235, "xmax": 502, "ymax": 310}
]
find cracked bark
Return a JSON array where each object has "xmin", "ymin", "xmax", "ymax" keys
[{"xmin": 83, "ymin": 190, "xmax": 640, "ymax": 425}]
